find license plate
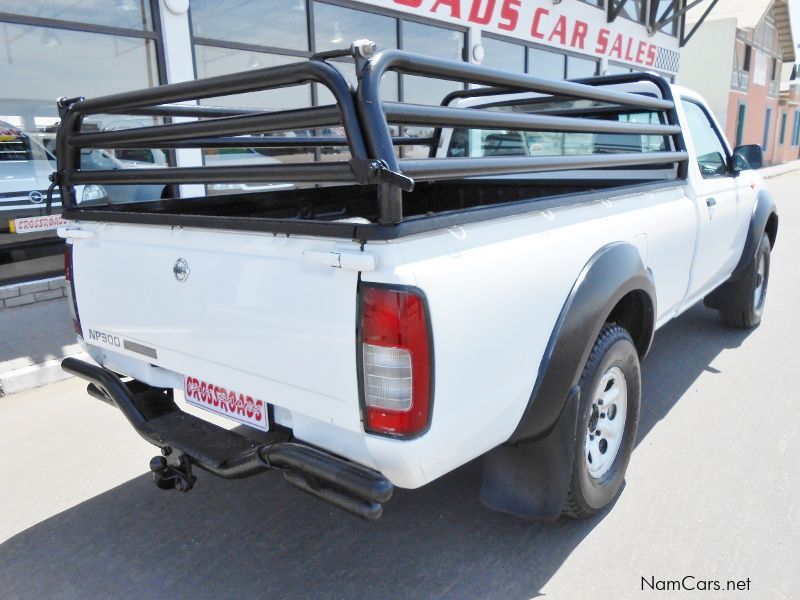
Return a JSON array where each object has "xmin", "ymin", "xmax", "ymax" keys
[
  {"xmin": 10, "ymin": 214, "xmax": 69, "ymax": 233},
  {"xmin": 183, "ymin": 375, "xmax": 269, "ymax": 431}
]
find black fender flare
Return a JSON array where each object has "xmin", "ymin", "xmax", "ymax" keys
[
  {"xmin": 511, "ymin": 242, "xmax": 655, "ymax": 444},
  {"xmin": 704, "ymin": 188, "xmax": 778, "ymax": 311},
  {"xmin": 479, "ymin": 242, "xmax": 655, "ymax": 519}
]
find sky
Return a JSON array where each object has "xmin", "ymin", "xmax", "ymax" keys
[{"xmin": 791, "ymin": 0, "xmax": 800, "ymax": 55}]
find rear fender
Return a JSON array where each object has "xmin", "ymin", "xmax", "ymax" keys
[{"xmin": 480, "ymin": 242, "xmax": 655, "ymax": 519}]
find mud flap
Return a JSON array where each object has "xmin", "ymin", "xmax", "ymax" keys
[{"xmin": 479, "ymin": 386, "xmax": 581, "ymax": 520}]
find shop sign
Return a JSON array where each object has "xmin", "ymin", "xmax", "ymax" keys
[{"xmin": 366, "ymin": 0, "xmax": 681, "ymax": 73}]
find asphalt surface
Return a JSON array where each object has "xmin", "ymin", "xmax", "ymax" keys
[{"xmin": 1, "ymin": 173, "xmax": 799, "ymax": 599}]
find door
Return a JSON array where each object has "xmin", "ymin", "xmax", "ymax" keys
[{"xmin": 682, "ymin": 99, "xmax": 746, "ymax": 299}]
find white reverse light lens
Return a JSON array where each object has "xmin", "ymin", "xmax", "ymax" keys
[
  {"xmin": 80, "ymin": 184, "xmax": 108, "ymax": 203},
  {"xmin": 363, "ymin": 344, "xmax": 413, "ymax": 411}
]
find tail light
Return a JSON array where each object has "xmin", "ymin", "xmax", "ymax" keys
[
  {"xmin": 64, "ymin": 243, "xmax": 83, "ymax": 337},
  {"xmin": 359, "ymin": 284, "xmax": 433, "ymax": 437}
]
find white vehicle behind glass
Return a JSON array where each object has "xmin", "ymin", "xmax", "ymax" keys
[{"xmin": 55, "ymin": 41, "xmax": 776, "ymax": 520}]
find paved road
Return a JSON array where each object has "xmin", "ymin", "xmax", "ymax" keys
[{"xmin": 1, "ymin": 173, "xmax": 799, "ymax": 600}]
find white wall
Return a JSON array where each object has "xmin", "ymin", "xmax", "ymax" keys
[{"xmin": 678, "ymin": 18, "xmax": 738, "ymax": 126}]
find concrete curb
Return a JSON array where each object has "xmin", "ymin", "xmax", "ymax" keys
[{"xmin": 0, "ymin": 352, "xmax": 89, "ymax": 398}]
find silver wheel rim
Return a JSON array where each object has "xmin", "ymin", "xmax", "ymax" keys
[
  {"xmin": 585, "ymin": 366, "xmax": 628, "ymax": 479},
  {"xmin": 753, "ymin": 254, "xmax": 766, "ymax": 309}
]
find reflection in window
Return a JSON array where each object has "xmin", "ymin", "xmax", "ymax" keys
[
  {"xmin": 194, "ymin": 46, "xmax": 311, "ymax": 110},
  {"xmin": 191, "ymin": 0, "xmax": 308, "ymax": 50},
  {"xmin": 1, "ymin": 0, "xmax": 152, "ymax": 30},
  {"xmin": 315, "ymin": 60, "xmax": 399, "ymax": 104},
  {"xmin": 606, "ymin": 63, "xmax": 634, "ymax": 75},
  {"xmin": 312, "ymin": 3, "xmax": 399, "ymax": 105},
  {"xmin": 402, "ymin": 22, "xmax": 464, "ymax": 105},
  {"xmin": 527, "ymin": 47, "xmax": 565, "ymax": 79},
  {"xmin": 655, "ymin": 0, "xmax": 679, "ymax": 36},
  {"xmin": 0, "ymin": 19, "xmax": 159, "ymax": 284},
  {"xmin": 616, "ymin": 0, "xmax": 645, "ymax": 23},
  {"xmin": 446, "ymin": 100, "xmax": 667, "ymax": 160},
  {"xmin": 567, "ymin": 56, "xmax": 598, "ymax": 79},
  {"xmin": 314, "ymin": 2, "xmax": 396, "ymax": 53},
  {"xmin": 481, "ymin": 37, "xmax": 525, "ymax": 72},
  {"xmin": 193, "ymin": 46, "xmax": 314, "ymax": 175}
]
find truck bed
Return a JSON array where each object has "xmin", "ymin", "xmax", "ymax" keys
[{"xmin": 73, "ymin": 176, "xmax": 678, "ymax": 240}]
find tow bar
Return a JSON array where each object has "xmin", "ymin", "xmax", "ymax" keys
[{"xmin": 61, "ymin": 358, "xmax": 393, "ymax": 520}]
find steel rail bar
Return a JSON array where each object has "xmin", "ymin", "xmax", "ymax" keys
[
  {"xmin": 116, "ymin": 104, "xmax": 267, "ymax": 118},
  {"xmin": 358, "ymin": 50, "xmax": 675, "ymax": 223},
  {"xmin": 90, "ymin": 136, "xmax": 435, "ymax": 149},
  {"xmin": 398, "ymin": 151, "xmax": 688, "ymax": 180},
  {"xmin": 55, "ymin": 60, "xmax": 370, "ymax": 210},
  {"xmin": 69, "ymin": 106, "xmax": 341, "ymax": 148},
  {"xmin": 382, "ymin": 102, "xmax": 681, "ymax": 136},
  {"xmin": 66, "ymin": 162, "xmax": 355, "ymax": 185}
]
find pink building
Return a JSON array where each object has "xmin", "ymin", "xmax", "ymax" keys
[{"xmin": 679, "ymin": 0, "xmax": 795, "ymax": 165}]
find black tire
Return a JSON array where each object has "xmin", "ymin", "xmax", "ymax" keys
[
  {"xmin": 563, "ymin": 324, "xmax": 641, "ymax": 519},
  {"xmin": 720, "ymin": 235, "xmax": 771, "ymax": 329}
]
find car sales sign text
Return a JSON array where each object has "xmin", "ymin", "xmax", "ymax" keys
[{"xmin": 372, "ymin": 0, "xmax": 676, "ymax": 71}]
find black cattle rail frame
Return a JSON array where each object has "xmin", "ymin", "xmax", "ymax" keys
[{"xmin": 53, "ymin": 39, "xmax": 689, "ymax": 235}]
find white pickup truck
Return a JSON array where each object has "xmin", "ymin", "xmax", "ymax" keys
[{"xmin": 56, "ymin": 44, "xmax": 777, "ymax": 520}]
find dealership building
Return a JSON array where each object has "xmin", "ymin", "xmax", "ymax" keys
[{"xmin": 1, "ymin": 0, "xmax": 709, "ymax": 294}]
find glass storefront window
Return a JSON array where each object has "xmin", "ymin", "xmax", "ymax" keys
[
  {"xmin": 0, "ymin": 22, "xmax": 159, "ymax": 285},
  {"xmin": 190, "ymin": 0, "xmax": 309, "ymax": 51},
  {"xmin": 606, "ymin": 62, "xmax": 634, "ymax": 75},
  {"xmin": 194, "ymin": 46, "xmax": 311, "ymax": 110},
  {"xmin": 400, "ymin": 21, "xmax": 464, "ymax": 158},
  {"xmin": 617, "ymin": 0, "xmax": 645, "ymax": 23},
  {"xmin": 313, "ymin": 2, "xmax": 396, "ymax": 54},
  {"xmin": 528, "ymin": 47, "xmax": 565, "ymax": 79},
  {"xmin": 2, "ymin": 0, "xmax": 152, "ymax": 31},
  {"xmin": 193, "ymin": 46, "xmax": 314, "ymax": 184},
  {"xmin": 481, "ymin": 37, "xmax": 525, "ymax": 72},
  {"xmin": 312, "ymin": 3, "xmax": 399, "ymax": 104},
  {"xmin": 654, "ymin": 0, "xmax": 678, "ymax": 36},
  {"xmin": 401, "ymin": 22, "xmax": 464, "ymax": 105},
  {"xmin": 567, "ymin": 56, "xmax": 598, "ymax": 79}
]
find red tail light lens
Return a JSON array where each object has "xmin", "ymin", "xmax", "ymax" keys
[
  {"xmin": 64, "ymin": 243, "xmax": 83, "ymax": 336},
  {"xmin": 360, "ymin": 285, "xmax": 432, "ymax": 437}
]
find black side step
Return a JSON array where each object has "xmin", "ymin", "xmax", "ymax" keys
[{"xmin": 64, "ymin": 358, "xmax": 393, "ymax": 519}]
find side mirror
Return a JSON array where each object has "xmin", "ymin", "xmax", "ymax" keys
[{"xmin": 732, "ymin": 144, "xmax": 764, "ymax": 172}]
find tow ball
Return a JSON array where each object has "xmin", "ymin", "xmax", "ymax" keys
[{"xmin": 149, "ymin": 453, "xmax": 196, "ymax": 492}]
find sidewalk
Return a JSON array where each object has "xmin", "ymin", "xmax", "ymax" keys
[
  {"xmin": 760, "ymin": 159, "xmax": 800, "ymax": 178},
  {"xmin": 0, "ymin": 299, "xmax": 86, "ymax": 397}
]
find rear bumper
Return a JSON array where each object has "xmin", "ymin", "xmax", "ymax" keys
[{"xmin": 61, "ymin": 357, "xmax": 393, "ymax": 520}]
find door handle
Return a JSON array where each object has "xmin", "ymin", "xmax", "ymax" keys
[{"xmin": 706, "ymin": 197, "xmax": 717, "ymax": 207}]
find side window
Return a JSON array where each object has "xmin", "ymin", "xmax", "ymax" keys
[{"xmin": 683, "ymin": 101, "xmax": 729, "ymax": 178}]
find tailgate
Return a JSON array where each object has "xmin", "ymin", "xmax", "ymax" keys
[{"xmin": 70, "ymin": 223, "xmax": 364, "ymax": 433}]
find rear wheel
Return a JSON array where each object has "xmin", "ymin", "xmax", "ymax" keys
[
  {"xmin": 719, "ymin": 235, "xmax": 771, "ymax": 329},
  {"xmin": 563, "ymin": 324, "xmax": 641, "ymax": 519}
]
